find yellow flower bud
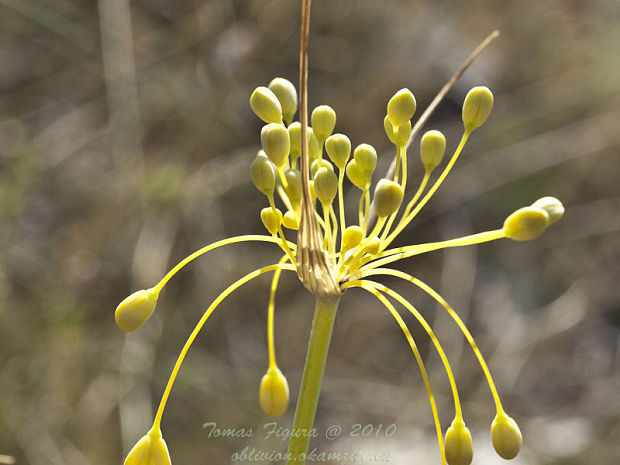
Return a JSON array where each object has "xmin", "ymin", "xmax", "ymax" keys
[
  {"xmin": 342, "ymin": 225, "xmax": 364, "ymax": 251},
  {"xmin": 353, "ymin": 144, "xmax": 377, "ymax": 172},
  {"xmin": 285, "ymin": 169, "xmax": 302, "ymax": 206},
  {"xmin": 503, "ymin": 206, "xmax": 549, "ymax": 241},
  {"xmin": 387, "ymin": 88, "xmax": 416, "ymax": 127},
  {"xmin": 420, "ymin": 130, "xmax": 446, "ymax": 171},
  {"xmin": 363, "ymin": 236, "xmax": 381, "ymax": 255},
  {"xmin": 260, "ymin": 207, "xmax": 283, "ymax": 235},
  {"xmin": 345, "ymin": 160, "xmax": 370, "ymax": 190},
  {"xmin": 282, "ymin": 210, "xmax": 299, "ymax": 230},
  {"xmin": 115, "ymin": 288, "xmax": 158, "ymax": 332},
  {"xmin": 531, "ymin": 196, "xmax": 564, "ymax": 225},
  {"xmin": 250, "ymin": 86, "xmax": 283, "ymax": 124},
  {"xmin": 444, "ymin": 419, "xmax": 473, "ymax": 465},
  {"xmin": 259, "ymin": 367, "xmax": 289, "ymax": 418},
  {"xmin": 288, "ymin": 122, "xmax": 301, "ymax": 162},
  {"xmin": 311, "ymin": 105, "xmax": 336, "ymax": 142},
  {"xmin": 268, "ymin": 77, "xmax": 297, "ymax": 125},
  {"xmin": 325, "ymin": 133, "xmax": 351, "ymax": 169},
  {"xmin": 250, "ymin": 155, "xmax": 276, "ymax": 196},
  {"xmin": 314, "ymin": 166, "xmax": 338, "ymax": 206},
  {"xmin": 384, "ymin": 115, "xmax": 412, "ymax": 147},
  {"xmin": 261, "ymin": 123, "xmax": 290, "ymax": 167},
  {"xmin": 124, "ymin": 429, "xmax": 171, "ymax": 465},
  {"xmin": 311, "ymin": 158, "xmax": 333, "ymax": 179},
  {"xmin": 491, "ymin": 413, "xmax": 522, "ymax": 460},
  {"xmin": 372, "ymin": 179, "xmax": 404, "ymax": 218},
  {"xmin": 462, "ymin": 86, "xmax": 494, "ymax": 132}
]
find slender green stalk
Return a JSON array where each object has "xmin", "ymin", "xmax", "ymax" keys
[{"xmin": 287, "ymin": 296, "xmax": 341, "ymax": 465}]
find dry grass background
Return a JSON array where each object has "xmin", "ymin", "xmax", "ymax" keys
[{"xmin": 0, "ymin": 1, "xmax": 619, "ymax": 464}]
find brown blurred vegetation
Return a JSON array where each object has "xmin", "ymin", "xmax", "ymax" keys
[{"xmin": 0, "ymin": 1, "xmax": 619, "ymax": 464}]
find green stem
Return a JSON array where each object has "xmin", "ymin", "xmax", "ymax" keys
[{"xmin": 286, "ymin": 296, "xmax": 341, "ymax": 465}]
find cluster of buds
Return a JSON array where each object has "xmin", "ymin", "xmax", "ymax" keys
[{"xmin": 114, "ymin": 73, "xmax": 563, "ymax": 465}]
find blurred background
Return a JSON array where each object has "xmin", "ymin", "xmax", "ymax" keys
[{"xmin": 0, "ymin": 0, "xmax": 619, "ymax": 464}]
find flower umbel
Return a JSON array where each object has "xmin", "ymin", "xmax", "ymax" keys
[{"xmin": 116, "ymin": 5, "xmax": 564, "ymax": 465}]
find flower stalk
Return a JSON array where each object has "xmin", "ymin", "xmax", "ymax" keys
[{"xmin": 286, "ymin": 296, "xmax": 341, "ymax": 464}]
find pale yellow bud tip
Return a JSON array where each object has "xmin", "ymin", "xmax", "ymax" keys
[
  {"xmin": 503, "ymin": 206, "xmax": 549, "ymax": 241},
  {"xmin": 346, "ymin": 160, "xmax": 370, "ymax": 190},
  {"xmin": 282, "ymin": 210, "xmax": 299, "ymax": 230},
  {"xmin": 531, "ymin": 196, "xmax": 564, "ymax": 225},
  {"xmin": 123, "ymin": 429, "xmax": 171, "ymax": 465},
  {"xmin": 261, "ymin": 123, "xmax": 290, "ymax": 167},
  {"xmin": 268, "ymin": 77, "xmax": 297, "ymax": 125},
  {"xmin": 373, "ymin": 179, "xmax": 404, "ymax": 218},
  {"xmin": 363, "ymin": 236, "xmax": 381, "ymax": 255},
  {"xmin": 462, "ymin": 86, "xmax": 494, "ymax": 132},
  {"xmin": 353, "ymin": 144, "xmax": 377, "ymax": 172},
  {"xmin": 314, "ymin": 166, "xmax": 338, "ymax": 206},
  {"xmin": 387, "ymin": 88, "xmax": 416, "ymax": 127},
  {"xmin": 325, "ymin": 133, "xmax": 351, "ymax": 169},
  {"xmin": 115, "ymin": 289, "xmax": 158, "ymax": 332},
  {"xmin": 311, "ymin": 105, "xmax": 337, "ymax": 141},
  {"xmin": 250, "ymin": 155, "xmax": 276, "ymax": 196},
  {"xmin": 384, "ymin": 116, "xmax": 411, "ymax": 146},
  {"xmin": 445, "ymin": 419, "xmax": 473, "ymax": 465},
  {"xmin": 260, "ymin": 207, "xmax": 283, "ymax": 235},
  {"xmin": 250, "ymin": 86, "xmax": 283, "ymax": 124},
  {"xmin": 420, "ymin": 129, "xmax": 446, "ymax": 171},
  {"xmin": 259, "ymin": 367, "xmax": 289, "ymax": 418},
  {"xmin": 491, "ymin": 413, "xmax": 523, "ymax": 460}
]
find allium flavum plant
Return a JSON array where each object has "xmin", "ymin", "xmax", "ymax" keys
[{"xmin": 115, "ymin": 4, "xmax": 564, "ymax": 465}]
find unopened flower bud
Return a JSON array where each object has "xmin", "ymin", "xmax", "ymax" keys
[
  {"xmin": 124, "ymin": 429, "xmax": 171, "ymax": 465},
  {"xmin": 311, "ymin": 159, "xmax": 333, "ymax": 179},
  {"xmin": 325, "ymin": 133, "xmax": 351, "ymax": 169},
  {"xmin": 353, "ymin": 144, "xmax": 377, "ymax": 172},
  {"xmin": 115, "ymin": 288, "xmax": 158, "ymax": 332},
  {"xmin": 311, "ymin": 105, "xmax": 336, "ymax": 142},
  {"xmin": 384, "ymin": 116, "xmax": 412, "ymax": 147},
  {"xmin": 268, "ymin": 77, "xmax": 297, "ymax": 125},
  {"xmin": 364, "ymin": 236, "xmax": 381, "ymax": 255},
  {"xmin": 531, "ymin": 196, "xmax": 564, "ymax": 225},
  {"xmin": 250, "ymin": 86, "xmax": 282, "ymax": 124},
  {"xmin": 462, "ymin": 86, "xmax": 494, "ymax": 132},
  {"xmin": 259, "ymin": 367, "xmax": 289, "ymax": 418},
  {"xmin": 420, "ymin": 130, "xmax": 446, "ymax": 171},
  {"xmin": 503, "ymin": 206, "xmax": 549, "ymax": 241},
  {"xmin": 342, "ymin": 225, "xmax": 364, "ymax": 251},
  {"xmin": 285, "ymin": 169, "xmax": 302, "ymax": 206},
  {"xmin": 250, "ymin": 155, "xmax": 276, "ymax": 196},
  {"xmin": 372, "ymin": 179, "xmax": 404, "ymax": 218},
  {"xmin": 491, "ymin": 413, "xmax": 522, "ymax": 460},
  {"xmin": 345, "ymin": 160, "xmax": 370, "ymax": 190},
  {"xmin": 445, "ymin": 419, "xmax": 473, "ymax": 465},
  {"xmin": 260, "ymin": 207, "xmax": 283, "ymax": 235},
  {"xmin": 282, "ymin": 210, "xmax": 299, "ymax": 230},
  {"xmin": 387, "ymin": 88, "xmax": 416, "ymax": 127},
  {"xmin": 261, "ymin": 123, "xmax": 290, "ymax": 167},
  {"xmin": 314, "ymin": 166, "xmax": 338, "ymax": 206}
]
